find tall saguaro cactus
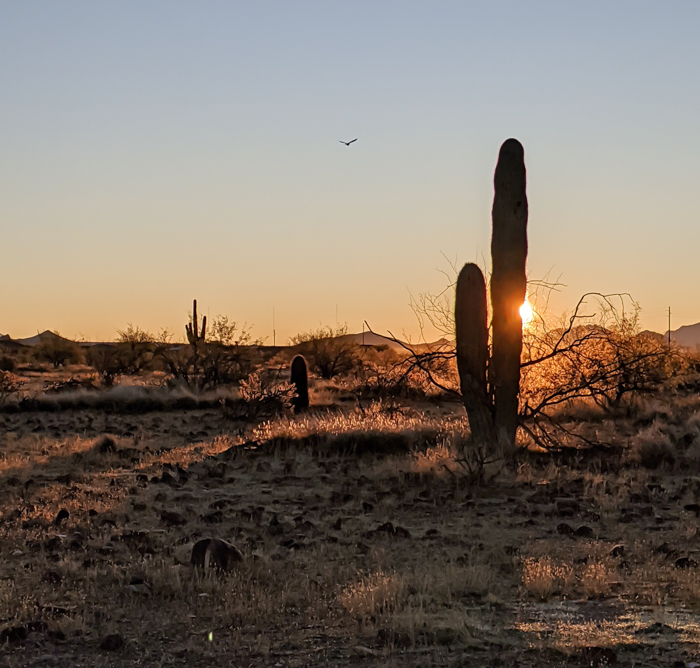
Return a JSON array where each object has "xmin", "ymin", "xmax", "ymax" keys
[
  {"xmin": 490, "ymin": 138, "xmax": 528, "ymax": 448},
  {"xmin": 455, "ymin": 138, "xmax": 528, "ymax": 450},
  {"xmin": 185, "ymin": 299, "xmax": 207, "ymax": 346}
]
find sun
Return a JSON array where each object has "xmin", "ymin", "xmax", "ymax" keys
[{"xmin": 519, "ymin": 299, "xmax": 534, "ymax": 326}]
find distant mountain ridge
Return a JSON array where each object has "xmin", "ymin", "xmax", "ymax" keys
[
  {"xmin": 4, "ymin": 326, "xmax": 699, "ymax": 350},
  {"xmin": 0, "ymin": 329, "xmax": 447, "ymax": 351},
  {"xmin": 668, "ymin": 322, "xmax": 700, "ymax": 350}
]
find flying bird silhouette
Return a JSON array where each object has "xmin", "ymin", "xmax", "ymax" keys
[{"xmin": 339, "ymin": 138, "xmax": 358, "ymax": 146}]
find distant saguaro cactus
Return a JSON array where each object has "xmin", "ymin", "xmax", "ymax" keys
[
  {"xmin": 290, "ymin": 354, "xmax": 309, "ymax": 413},
  {"xmin": 455, "ymin": 138, "xmax": 528, "ymax": 450},
  {"xmin": 185, "ymin": 299, "xmax": 207, "ymax": 346}
]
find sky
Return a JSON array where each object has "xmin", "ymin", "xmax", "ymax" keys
[{"xmin": 1, "ymin": 1, "xmax": 699, "ymax": 343}]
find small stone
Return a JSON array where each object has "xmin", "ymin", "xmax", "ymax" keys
[
  {"xmin": 191, "ymin": 538, "xmax": 243, "ymax": 572},
  {"xmin": 54, "ymin": 509, "xmax": 70, "ymax": 526},
  {"xmin": 674, "ymin": 556, "xmax": 699, "ymax": 569},
  {"xmin": 160, "ymin": 471, "xmax": 177, "ymax": 486},
  {"xmin": 160, "ymin": 511, "xmax": 187, "ymax": 527},
  {"xmin": 556, "ymin": 523, "xmax": 575, "ymax": 535},
  {"xmin": 610, "ymin": 544, "xmax": 625, "ymax": 558},
  {"xmin": 394, "ymin": 525, "xmax": 411, "ymax": 539},
  {"xmin": 99, "ymin": 633, "xmax": 125, "ymax": 651}
]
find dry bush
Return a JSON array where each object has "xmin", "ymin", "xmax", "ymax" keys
[
  {"xmin": 448, "ymin": 432, "xmax": 507, "ymax": 483},
  {"xmin": 351, "ymin": 355, "xmax": 436, "ymax": 401},
  {"xmin": 578, "ymin": 561, "xmax": 615, "ymax": 599},
  {"xmin": 35, "ymin": 338, "xmax": 83, "ymax": 368},
  {"xmin": 407, "ymin": 272, "xmax": 676, "ymax": 448},
  {"xmin": 338, "ymin": 558, "xmax": 497, "ymax": 647},
  {"xmin": 236, "ymin": 371, "xmax": 295, "ymax": 418},
  {"xmin": 86, "ymin": 344, "xmax": 126, "ymax": 386},
  {"xmin": 0, "ymin": 370, "xmax": 24, "ymax": 407},
  {"xmin": 338, "ymin": 570, "xmax": 406, "ymax": 620},
  {"xmin": 289, "ymin": 325, "xmax": 361, "ymax": 380},
  {"xmin": 521, "ymin": 557, "xmax": 573, "ymax": 601},
  {"xmin": 155, "ymin": 342, "xmax": 258, "ymax": 391},
  {"xmin": 628, "ymin": 421, "xmax": 676, "ymax": 469}
]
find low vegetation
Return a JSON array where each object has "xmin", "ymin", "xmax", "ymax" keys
[{"xmin": 1, "ymin": 332, "xmax": 700, "ymax": 666}]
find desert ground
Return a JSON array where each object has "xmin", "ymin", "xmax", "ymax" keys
[{"xmin": 2, "ymin": 351, "xmax": 700, "ymax": 667}]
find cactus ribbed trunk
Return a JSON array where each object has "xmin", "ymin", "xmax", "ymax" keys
[
  {"xmin": 455, "ymin": 263, "xmax": 493, "ymax": 444},
  {"xmin": 490, "ymin": 138, "xmax": 528, "ymax": 449},
  {"xmin": 290, "ymin": 354, "xmax": 309, "ymax": 414}
]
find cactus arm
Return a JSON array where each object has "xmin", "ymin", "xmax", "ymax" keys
[{"xmin": 455, "ymin": 263, "xmax": 493, "ymax": 444}]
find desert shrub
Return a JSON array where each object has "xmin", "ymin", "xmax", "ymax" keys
[
  {"xmin": 350, "ymin": 347, "xmax": 436, "ymax": 400},
  {"xmin": 237, "ymin": 371, "xmax": 295, "ymax": 418},
  {"xmin": 114, "ymin": 324, "xmax": 166, "ymax": 375},
  {"xmin": 45, "ymin": 376, "xmax": 100, "ymax": 393},
  {"xmin": 520, "ymin": 305, "xmax": 674, "ymax": 418},
  {"xmin": 521, "ymin": 557, "xmax": 572, "ymax": 601},
  {"xmin": 409, "ymin": 271, "xmax": 677, "ymax": 447},
  {"xmin": 86, "ymin": 344, "xmax": 126, "ymax": 386},
  {"xmin": 208, "ymin": 315, "xmax": 252, "ymax": 347},
  {"xmin": 156, "ymin": 342, "xmax": 258, "ymax": 391},
  {"xmin": 154, "ymin": 315, "xmax": 258, "ymax": 391},
  {"xmin": 628, "ymin": 421, "xmax": 675, "ymax": 469},
  {"xmin": 35, "ymin": 337, "xmax": 82, "ymax": 368},
  {"xmin": 338, "ymin": 571, "xmax": 406, "ymax": 620},
  {"xmin": 449, "ymin": 432, "xmax": 505, "ymax": 483},
  {"xmin": 0, "ymin": 371, "xmax": 24, "ymax": 407},
  {"xmin": 289, "ymin": 325, "xmax": 361, "ymax": 379}
]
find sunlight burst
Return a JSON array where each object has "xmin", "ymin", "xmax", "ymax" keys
[{"xmin": 520, "ymin": 299, "xmax": 534, "ymax": 325}]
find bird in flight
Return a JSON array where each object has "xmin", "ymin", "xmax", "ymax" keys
[{"xmin": 339, "ymin": 138, "xmax": 358, "ymax": 146}]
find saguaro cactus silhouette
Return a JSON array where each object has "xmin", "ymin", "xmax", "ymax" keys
[
  {"xmin": 185, "ymin": 299, "xmax": 207, "ymax": 346},
  {"xmin": 455, "ymin": 263, "xmax": 492, "ymax": 445},
  {"xmin": 455, "ymin": 138, "xmax": 528, "ymax": 449},
  {"xmin": 290, "ymin": 354, "xmax": 309, "ymax": 414}
]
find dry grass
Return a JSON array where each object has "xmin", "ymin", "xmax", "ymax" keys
[
  {"xmin": 339, "ymin": 570, "xmax": 406, "ymax": 620},
  {"xmin": 521, "ymin": 557, "xmax": 573, "ymax": 601},
  {"xmin": 4, "ymin": 383, "xmax": 700, "ymax": 665}
]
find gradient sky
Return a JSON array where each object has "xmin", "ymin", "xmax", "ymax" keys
[{"xmin": 1, "ymin": 1, "xmax": 698, "ymax": 343}]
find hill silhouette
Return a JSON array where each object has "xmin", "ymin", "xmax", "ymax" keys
[{"xmin": 668, "ymin": 323, "xmax": 700, "ymax": 350}]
